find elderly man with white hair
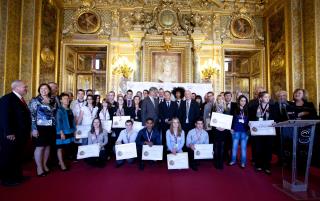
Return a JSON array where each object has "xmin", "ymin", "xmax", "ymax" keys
[
  {"xmin": 0, "ymin": 80, "xmax": 32, "ymax": 187},
  {"xmin": 178, "ymin": 90, "xmax": 200, "ymax": 134}
]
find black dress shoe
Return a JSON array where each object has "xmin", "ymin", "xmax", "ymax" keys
[
  {"xmin": 116, "ymin": 163, "xmax": 124, "ymax": 168},
  {"xmin": 2, "ymin": 180, "xmax": 21, "ymax": 187}
]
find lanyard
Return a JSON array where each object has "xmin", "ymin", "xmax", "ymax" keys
[
  {"xmin": 146, "ymin": 130, "xmax": 153, "ymax": 142},
  {"xmin": 259, "ymin": 103, "xmax": 269, "ymax": 118},
  {"xmin": 240, "ymin": 109, "xmax": 245, "ymax": 120},
  {"xmin": 78, "ymin": 100, "xmax": 84, "ymax": 110},
  {"xmin": 88, "ymin": 106, "xmax": 94, "ymax": 118},
  {"xmin": 102, "ymin": 108, "xmax": 108, "ymax": 120},
  {"xmin": 125, "ymin": 130, "xmax": 131, "ymax": 143},
  {"xmin": 194, "ymin": 129, "xmax": 202, "ymax": 144}
]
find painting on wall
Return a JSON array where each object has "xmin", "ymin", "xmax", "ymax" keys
[
  {"xmin": 268, "ymin": 8, "xmax": 286, "ymax": 97},
  {"xmin": 66, "ymin": 48, "xmax": 76, "ymax": 71},
  {"xmin": 77, "ymin": 74, "xmax": 92, "ymax": 90},
  {"xmin": 65, "ymin": 71, "xmax": 74, "ymax": 93},
  {"xmin": 151, "ymin": 52, "xmax": 181, "ymax": 83}
]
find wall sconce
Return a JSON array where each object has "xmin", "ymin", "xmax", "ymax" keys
[
  {"xmin": 112, "ymin": 56, "xmax": 134, "ymax": 79},
  {"xmin": 201, "ymin": 59, "xmax": 220, "ymax": 81}
]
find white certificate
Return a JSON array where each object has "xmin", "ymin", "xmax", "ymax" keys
[
  {"xmin": 77, "ymin": 144, "xmax": 100, "ymax": 159},
  {"xmin": 115, "ymin": 142, "xmax": 137, "ymax": 160},
  {"xmin": 249, "ymin": 120, "xmax": 276, "ymax": 136},
  {"xmin": 210, "ymin": 112, "xmax": 233, "ymax": 130},
  {"xmin": 112, "ymin": 116, "xmax": 131, "ymax": 128},
  {"xmin": 133, "ymin": 121, "xmax": 144, "ymax": 132},
  {"xmin": 75, "ymin": 125, "xmax": 90, "ymax": 139},
  {"xmin": 142, "ymin": 145, "xmax": 163, "ymax": 161},
  {"xmin": 167, "ymin": 152, "xmax": 189, "ymax": 170},
  {"xmin": 194, "ymin": 144, "xmax": 214, "ymax": 159},
  {"xmin": 101, "ymin": 120, "xmax": 112, "ymax": 133}
]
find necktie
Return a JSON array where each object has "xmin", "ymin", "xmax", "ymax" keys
[
  {"xmin": 186, "ymin": 100, "xmax": 190, "ymax": 122},
  {"xmin": 21, "ymin": 97, "xmax": 27, "ymax": 106},
  {"xmin": 128, "ymin": 99, "xmax": 131, "ymax": 107},
  {"xmin": 167, "ymin": 101, "xmax": 170, "ymax": 108}
]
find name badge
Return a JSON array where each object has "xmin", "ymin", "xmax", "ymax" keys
[
  {"xmin": 258, "ymin": 118, "xmax": 263, "ymax": 121},
  {"xmin": 239, "ymin": 119, "xmax": 244, "ymax": 123}
]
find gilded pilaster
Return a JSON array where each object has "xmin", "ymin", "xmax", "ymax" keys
[
  {"xmin": 288, "ymin": 0, "xmax": 304, "ymax": 90},
  {"xmin": 0, "ymin": 0, "xmax": 8, "ymax": 95},
  {"xmin": 4, "ymin": 0, "xmax": 22, "ymax": 93},
  {"xmin": 315, "ymin": 0, "xmax": 320, "ymax": 112},
  {"xmin": 302, "ymin": 0, "xmax": 316, "ymax": 104},
  {"xmin": 20, "ymin": 0, "xmax": 36, "ymax": 100}
]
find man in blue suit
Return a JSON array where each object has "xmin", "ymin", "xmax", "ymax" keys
[
  {"xmin": 159, "ymin": 91, "xmax": 178, "ymax": 145},
  {"xmin": 135, "ymin": 118, "xmax": 161, "ymax": 170},
  {"xmin": 179, "ymin": 90, "xmax": 200, "ymax": 134}
]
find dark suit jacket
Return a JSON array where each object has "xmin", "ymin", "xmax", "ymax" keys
[
  {"xmin": 225, "ymin": 101, "xmax": 237, "ymax": 116},
  {"xmin": 159, "ymin": 101, "xmax": 178, "ymax": 126},
  {"xmin": 135, "ymin": 128, "xmax": 161, "ymax": 147},
  {"xmin": 141, "ymin": 96, "xmax": 159, "ymax": 125},
  {"xmin": 178, "ymin": 100, "xmax": 200, "ymax": 126},
  {"xmin": 248, "ymin": 101, "xmax": 280, "ymax": 122},
  {"xmin": 0, "ymin": 92, "xmax": 31, "ymax": 144},
  {"xmin": 129, "ymin": 107, "xmax": 142, "ymax": 122}
]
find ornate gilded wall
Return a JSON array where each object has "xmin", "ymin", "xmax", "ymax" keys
[
  {"xmin": 267, "ymin": 8, "xmax": 286, "ymax": 97},
  {"xmin": 39, "ymin": 0, "xmax": 59, "ymax": 84}
]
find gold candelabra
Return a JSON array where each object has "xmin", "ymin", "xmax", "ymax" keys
[{"xmin": 112, "ymin": 56, "xmax": 134, "ymax": 79}]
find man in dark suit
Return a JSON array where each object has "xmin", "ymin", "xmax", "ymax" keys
[
  {"xmin": 0, "ymin": 80, "xmax": 31, "ymax": 186},
  {"xmin": 141, "ymin": 87, "xmax": 159, "ymax": 126},
  {"xmin": 224, "ymin": 91, "xmax": 237, "ymax": 162},
  {"xmin": 135, "ymin": 118, "xmax": 161, "ymax": 170},
  {"xmin": 179, "ymin": 90, "xmax": 200, "ymax": 134},
  {"xmin": 159, "ymin": 90, "xmax": 178, "ymax": 144}
]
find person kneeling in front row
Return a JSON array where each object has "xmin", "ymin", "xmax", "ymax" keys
[
  {"xmin": 115, "ymin": 120, "xmax": 138, "ymax": 168},
  {"xmin": 135, "ymin": 118, "xmax": 161, "ymax": 170},
  {"xmin": 86, "ymin": 118, "xmax": 108, "ymax": 168},
  {"xmin": 186, "ymin": 118, "xmax": 209, "ymax": 171}
]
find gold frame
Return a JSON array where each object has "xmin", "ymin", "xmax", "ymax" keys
[
  {"xmin": 74, "ymin": 10, "xmax": 101, "ymax": 34},
  {"xmin": 230, "ymin": 15, "xmax": 255, "ymax": 39},
  {"xmin": 151, "ymin": 51, "xmax": 182, "ymax": 83},
  {"xmin": 142, "ymin": 37, "xmax": 193, "ymax": 83},
  {"xmin": 158, "ymin": 9, "xmax": 178, "ymax": 29}
]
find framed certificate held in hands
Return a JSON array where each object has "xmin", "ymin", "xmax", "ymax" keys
[
  {"xmin": 249, "ymin": 120, "xmax": 276, "ymax": 136},
  {"xmin": 77, "ymin": 144, "xmax": 100, "ymax": 159},
  {"xmin": 75, "ymin": 125, "xmax": 90, "ymax": 139},
  {"xmin": 142, "ymin": 145, "xmax": 163, "ymax": 161},
  {"xmin": 101, "ymin": 120, "xmax": 112, "ymax": 133},
  {"xmin": 133, "ymin": 121, "xmax": 144, "ymax": 132},
  {"xmin": 194, "ymin": 144, "xmax": 214, "ymax": 159},
  {"xmin": 210, "ymin": 112, "xmax": 233, "ymax": 130},
  {"xmin": 167, "ymin": 152, "xmax": 189, "ymax": 170},
  {"xmin": 112, "ymin": 116, "xmax": 131, "ymax": 128},
  {"xmin": 115, "ymin": 142, "xmax": 137, "ymax": 160}
]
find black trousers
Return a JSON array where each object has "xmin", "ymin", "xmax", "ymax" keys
[
  {"xmin": 255, "ymin": 136, "xmax": 274, "ymax": 170},
  {"xmin": 214, "ymin": 130, "xmax": 226, "ymax": 169},
  {"xmin": 85, "ymin": 150, "xmax": 107, "ymax": 167},
  {"xmin": 0, "ymin": 140, "xmax": 25, "ymax": 182},
  {"xmin": 187, "ymin": 148, "xmax": 196, "ymax": 167}
]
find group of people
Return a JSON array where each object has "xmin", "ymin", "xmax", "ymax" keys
[{"xmin": 0, "ymin": 80, "xmax": 318, "ymax": 187}]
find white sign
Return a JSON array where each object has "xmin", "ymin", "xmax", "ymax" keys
[
  {"xmin": 115, "ymin": 143, "xmax": 137, "ymax": 160},
  {"xmin": 249, "ymin": 120, "xmax": 276, "ymax": 136},
  {"xmin": 142, "ymin": 145, "xmax": 163, "ymax": 161},
  {"xmin": 101, "ymin": 120, "xmax": 112, "ymax": 133},
  {"xmin": 167, "ymin": 152, "xmax": 189, "ymax": 170},
  {"xmin": 112, "ymin": 116, "xmax": 131, "ymax": 128},
  {"xmin": 133, "ymin": 121, "xmax": 144, "ymax": 132},
  {"xmin": 126, "ymin": 81, "xmax": 213, "ymax": 99},
  {"xmin": 75, "ymin": 125, "xmax": 90, "ymax": 139},
  {"xmin": 77, "ymin": 144, "xmax": 100, "ymax": 159},
  {"xmin": 194, "ymin": 144, "xmax": 214, "ymax": 159},
  {"xmin": 210, "ymin": 112, "xmax": 233, "ymax": 130}
]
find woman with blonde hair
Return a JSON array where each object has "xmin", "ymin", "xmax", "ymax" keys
[{"xmin": 166, "ymin": 117, "xmax": 185, "ymax": 154}]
